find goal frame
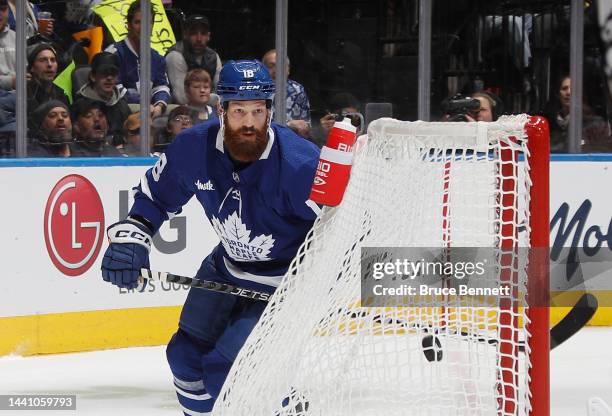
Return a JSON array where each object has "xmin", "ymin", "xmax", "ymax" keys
[
  {"xmin": 523, "ymin": 116, "xmax": 550, "ymax": 416},
  {"xmin": 215, "ymin": 115, "xmax": 551, "ymax": 416}
]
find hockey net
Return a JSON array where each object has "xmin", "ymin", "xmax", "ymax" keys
[{"xmin": 214, "ymin": 116, "xmax": 550, "ymax": 416}]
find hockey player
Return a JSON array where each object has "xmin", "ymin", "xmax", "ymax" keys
[{"xmin": 101, "ymin": 60, "xmax": 321, "ymax": 415}]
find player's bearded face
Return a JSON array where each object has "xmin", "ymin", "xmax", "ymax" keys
[{"xmin": 223, "ymin": 101, "xmax": 270, "ymax": 162}]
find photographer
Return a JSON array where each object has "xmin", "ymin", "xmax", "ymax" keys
[
  {"xmin": 441, "ymin": 91, "xmax": 502, "ymax": 122},
  {"xmin": 320, "ymin": 92, "xmax": 362, "ymax": 133},
  {"xmin": 312, "ymin": 92, "xmax": 363, "ymax": 147}
]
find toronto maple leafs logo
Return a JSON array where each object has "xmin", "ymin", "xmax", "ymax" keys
[{"xmin": 211, "ymin": 212, "xmax": 275, "ymax": 261}]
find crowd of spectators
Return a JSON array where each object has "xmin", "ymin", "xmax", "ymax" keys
[
  {"xmin": 0, "ymin": 0, "xmax": 227, "ymax": 157},
  {"xmin": 0, "ymin": 0, "xmax": 611, "ymax": 157}
]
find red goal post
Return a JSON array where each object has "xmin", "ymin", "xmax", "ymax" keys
[{"xmin": 524, "ymin": 116, "xmax": 550, "ymax": 416}]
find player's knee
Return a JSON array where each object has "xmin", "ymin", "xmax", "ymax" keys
[
  {"xmin": 166, "ymin": 330, "xmax": 185, "ymax": 373},
  {"xmin": 166, "ymin": 329, "xmax": 213, "ymax": 378},
  {"xmin": 201, "ymin": 349, "xmax": 233, "ymax": 399}
]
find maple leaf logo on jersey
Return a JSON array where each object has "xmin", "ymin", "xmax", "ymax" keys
[{"xmin": 211, "ymin": 212, "xmax": 275, "ymax": 261}]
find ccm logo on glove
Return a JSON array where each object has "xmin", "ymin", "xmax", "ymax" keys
[
  {"xmin": 114, "ymin": 229, "xmax": 151, "ymax": 245},
  {"xmin": 107, "ymin": 220, "xmax": 152, "ymax": 252}
]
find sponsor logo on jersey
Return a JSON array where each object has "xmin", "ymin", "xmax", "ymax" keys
[
  {"xmin": 212, "ymin": 212, "xmax": 275, "ymax": 261},
  {"xmin": 196, "ymin": 179, "xmax": 215, "ymax": 191},
  {"xmin": 44, "ymin": 175, "xmax": 105, "ymax": 276}
]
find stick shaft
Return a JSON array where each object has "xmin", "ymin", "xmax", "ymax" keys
[{"xmin": 139, "ymin": 269, "xmax": 272, "ymax": 302}]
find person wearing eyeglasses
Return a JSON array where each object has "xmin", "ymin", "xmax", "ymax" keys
[{"xmin": 152, "ymin": 105, "xmax": 195, "ymax": 154}]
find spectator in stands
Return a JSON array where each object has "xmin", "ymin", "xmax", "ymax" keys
[
  {"xmin": 166, "ymin": 15, "xmax": 222, "ymax": 103},
  {"xmin": 543, "ymin": 75, "xmax": 612, "ymax": 152},
  {"xmin": 0, "ymin": 0, "xmax": 16, "ymax": 91},
  {"xmin": 7, "ymin": 0, "xmax": 46, "ymax": 39},
  {"xmin": 41, "ymin": 0, "xmax": 98, "ymax": 42},
  {"xmin": 184, "ymin": 68, "xmax": 216, "ymax": 123},
  {"xmin": 27, "ymin": 43, "xmax": 69, "ymax": 110},
  {"xmin": 152, "ymin": 105, "xmax": 194, "ymax": 154},
  {"xmin": 75, "ymin": 52, "xmax": 132, "ymax": 146},
  {"xmin": 117, "ymin": 112, "xmax": 144, "ymax": 156},
  {"xmin": 262, "ymin": 49, "xmax": 311, "ymax": 137},
  {"xmin": 28, "ymin": 100, "xmax": 72, "ymax": 157},
  {"xmin": 470, "ymin": 91, "xmax": 502, "ymax": 122},
  {"xmin": 71, "ymin": 98, "xmax": 122, "ymax": 157},
  {"xmin": 319, "ymin": 92, "xmax": 361, "ymax": 135},
  {"xmin": 105, "ymin": 0, "xmax": 170, "ymax": 118},
  {"xmin": 0, "ymin": 90, "xmax": 14, "ymax": 127},
  {"xmin": 0, "ymin": 88, "xmax": 15, "ymax": 154}
]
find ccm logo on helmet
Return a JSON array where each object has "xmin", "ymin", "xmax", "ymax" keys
[
  {"xmin": 115, "ymin": 230, "xmax": 152, "ymax": 246},
  {"xmin": 238, "ymin": 85, "xmax": 261, "ymax": 90}
]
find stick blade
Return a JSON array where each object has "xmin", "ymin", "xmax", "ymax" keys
[{"xmin": 550, "ymin": 293, "xmax": 598, "ymax": 349}]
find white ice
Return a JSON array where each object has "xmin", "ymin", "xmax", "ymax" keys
[{"xmin": 0, "ymin": 327, "xmax": 610, "ymax": 415}]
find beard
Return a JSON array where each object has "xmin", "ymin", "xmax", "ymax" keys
[
  {"xmin": 223, "ymin": 114, "xmax": 269, "ymax": 162},
  {"xmin": 43, "ymin": 127, "xmax": 72, "ymax": 144}
]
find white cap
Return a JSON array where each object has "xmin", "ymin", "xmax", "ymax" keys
[{"xmin": 333, "ymin": 117, "xmax": 357, "ymax": 134}]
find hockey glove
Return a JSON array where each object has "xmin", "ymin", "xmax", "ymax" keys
[{"xmin": 101, "ymin": 218, "xmax": 152, "ymax": 290}]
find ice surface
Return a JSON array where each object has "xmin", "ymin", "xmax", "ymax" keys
[{"xmin": 0, "ymin": 327, "xmax": 610, "ymax": 415}]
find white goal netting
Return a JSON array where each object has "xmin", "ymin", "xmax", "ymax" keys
[{"xmin": 214, "ymin": 115, "xmax": 538, "ymax": 416}]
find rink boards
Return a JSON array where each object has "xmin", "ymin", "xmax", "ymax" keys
[{"xmin": 0, "ymin": 156, "xmax": 610, "ymax": 355}]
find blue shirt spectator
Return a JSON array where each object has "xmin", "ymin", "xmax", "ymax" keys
[
  {"xmin": 105, "ymin": 1, "xmax": 170, "ymax": 118},
  {"xmin": 262, "ymin": 49, "xmax": 311, "ymax": 138}
]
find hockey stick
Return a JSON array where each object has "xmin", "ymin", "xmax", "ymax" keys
[
  {"xmin": 372, "ymin": 291, "xmax": 598, "ymax": 354},
  {"xmin": 550, "ymin": 292, "xmax": 598, "ymax": 349},
  {"xmin": 140, "ymin": 269, "xmax": 597, "ymax": 350},
  {"xmin": 138, "ymin": 269, "xmax": 273, "ymax": 302}
]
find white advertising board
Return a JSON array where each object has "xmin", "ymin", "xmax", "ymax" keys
[
  {"xmin": 0, "ymin": 158, "xmax": 610, "ymax": 318},
  {"xmin": 549, "ymin": 161, "xmax": 612, "ymax": 293},
  {"xmin": 0, "ymin": 163, "xmax": 219, "ymax": 317}
]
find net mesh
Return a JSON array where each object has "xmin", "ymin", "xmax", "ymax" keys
[{"xmin": 214, "ymin": 115, "xmax": 534, "ymax": 416}]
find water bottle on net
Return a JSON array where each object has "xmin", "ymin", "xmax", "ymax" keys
[{"xmin": 309, "ymin": 117, "xmax": 358, "ymax": 206}]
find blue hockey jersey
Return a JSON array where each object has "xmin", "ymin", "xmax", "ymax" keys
[
  {"xmin": 130, "ymin": 119, "xmax": 321, "ymax": 291},
  {"xmin": 105, "ymin": 39, "xmax": 171, "ymax": 106}
]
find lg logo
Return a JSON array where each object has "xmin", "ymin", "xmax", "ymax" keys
[
  {"xmin": 44, "ymin": 175, "xmax": 105, "ymax": 276},
  {"xmin": 44, "ymin": 174, "xmax": 186, "ymax": 277}
]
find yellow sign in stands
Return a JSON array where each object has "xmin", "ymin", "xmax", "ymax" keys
[
  {"xmin": 53, "ymin": 60, "xmax": 76, "ymax": 104},
  {"xmin": 93, "ymin": 0, "xmax": 176, "ymax": 55}
]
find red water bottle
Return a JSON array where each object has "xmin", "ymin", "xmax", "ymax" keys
[{"xmin": 309, "ymin": 117, "xmax": 358, "ymax": 206}]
